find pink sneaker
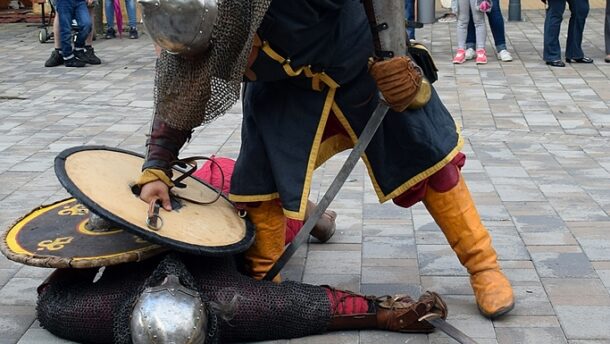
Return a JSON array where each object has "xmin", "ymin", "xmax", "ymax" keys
[
  {"xmin": 453, "ymin": 49, "xmax": 466, "ymax": 64},
  {"xmin": 475, "ymin": 49, "xmax": 487, "ymax": 64}
]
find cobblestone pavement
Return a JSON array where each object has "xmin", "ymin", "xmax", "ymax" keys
[{"xmin": 1, "ymin": 7, "xmax": 610, "ymax": 344}]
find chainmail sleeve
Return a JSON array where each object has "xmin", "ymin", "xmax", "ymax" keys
[
  {"xmin": 153, "ymin": 0, "xmax": 272, "ymax": 131},
  {"xmin": 153, "ymin": 52, "xmax": 213, "ymax": 131}
]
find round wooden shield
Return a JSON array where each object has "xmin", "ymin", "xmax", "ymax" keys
[
  {"xmin": 54, "ymin": 146, "xmax": 255, "ymax": 256},
  {"xmin": 1, "ymin": 198, "xmax": 167, "ymax": 268}
]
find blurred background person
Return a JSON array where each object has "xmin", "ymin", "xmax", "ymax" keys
[
  {"xmin": 45, "ymin": 0, "xmax": 102, "ymax": 67},
  {"xmin": 464, "ymin": 0, "xmax": 513, "ymax": 62},
  {"xmin": 543, "ymin": 0, "xmax": 592, "ymax": 67},
  {"xmin": 104, "ymin": 0, "xmax": 138, "ymax": 39}
]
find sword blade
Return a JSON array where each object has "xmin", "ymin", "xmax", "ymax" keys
[
  {"xmin": 428, "ymin": 318, "xmax": 479, "ymax": 344},
  {"xmin": 263, "ymin": 101, "xmax": 390, "ymax": 281}
]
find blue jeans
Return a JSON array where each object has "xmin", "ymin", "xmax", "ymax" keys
[
  {"xmin": 543, "ymin": 0, "xmax": 589, "ymax": 61},
  {"xmin": 55, "ymin": 0, "xmax": 91, "ymax": 58},
  {"xmin": 405, "ymin": 0, "xmax": 415, "ymax": 40},
  {"xmin": 466, "ymin": 0, "xmax": 506, "ymax": 51},
  {"xmin": 105, "ymin": 0, "xmax": 137, "ymax": 28}
]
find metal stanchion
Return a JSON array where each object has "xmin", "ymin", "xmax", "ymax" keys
[{"xmin": 508, "ymin": 0, "xmax": 521, "ymax": 21}]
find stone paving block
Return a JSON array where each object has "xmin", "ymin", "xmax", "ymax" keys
[
  {"xmin": 304, "ymin": 250, "xmax": 361, "ymax": 276},
  {"xmin": 421, "ymin": 276, "xmax": 472, "ymax": 295},
  {"xmin": 520, "ymin": 231, "xmax": 578, "ymax": 246},
  {"xmin": 0, "ymin": 305, "xmax": 36, "ymax": 344},
  {"xmin": 529, "ymin": 246, "xmax": 597, "ymax": 279},
  {"xmin": 418, "ymin": 245, "xmax": 465, "ymax": 276},
  {"xmin": 303, "ymin": 274, "xmax": 361, "ymax": 292},
  {"xmin": 363, "ymin": 236, "xmax": 417, "ymax": 259},
  {"xmin": 592, "ymin": 262, "xmax": 610, "ymax": 290},
  {"xmin": 555, "ymin": 305, "xmax": 610, "ymax": 340},
  {"xmin": 495, "ymin": 327, "xmax": 568, "ymax": 344},
  {"xmin": 359, "ymin": 331, "xmax": 428, "ymax": 344},
  {"xmin": 360, "ymin": 283, "xmax": 422, "ymax": 298},
  {"xmin": 289, "ymin": 331, "xmax": 358, "ymax": 344},
  {"xmin": 17, "ymin": 328, "xmax": 78, "ymax": 344},
  {"xmin": 541, "ymin": 278, "xmax": 610, "ymax": 307},
  {"xmin": 549, "ymin": 199, "xmax": 609, "ymax": 222},
  {"xmin": 0, "ymin": 278, "xmax": 41, "ymax": 307},
  {"xmin": 508, "ymin": 285, "xmax": 555, "ymax": 316},
  {"xmin": 511, "ymin": 213, "xmax": 569, "ymax": 234},
  {"xmin": 361, "ymin": 258, "xmax": 419, "ymax": 284},
  {"xmin": 566, "ymin": 222, "xmax": 610, "ymax": 261},
  {"xmin": 493, "ymin": 315, "xmax": 560, "ymax": 328},
  {"xmin": 494, "ymin": 183, "xmax": 546, "ymax": 202}
]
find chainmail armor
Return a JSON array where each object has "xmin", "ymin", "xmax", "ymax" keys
[
  {"xmin": 154, "ymin": 0, "xmax": 271, "ymax": 131},
  {"xmin": 37, "ymin": 254, "xmax": 331, "ymax": 343}
]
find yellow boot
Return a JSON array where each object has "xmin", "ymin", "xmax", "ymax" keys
[
  {"xmin": 243, "ymin": 200, "xmax": 286, "ymax": 283},
  {"xmin": 423, "ymin": 176, "xmax": 514, "ymax": 318}
]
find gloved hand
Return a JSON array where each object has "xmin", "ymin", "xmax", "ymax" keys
[{"xmin": 369, "ymin": 55, "xmax": 422, "ymax": 112}]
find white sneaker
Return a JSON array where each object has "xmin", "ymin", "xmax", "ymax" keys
[
  {"xmin": 497, "ymin": 50, "xmax": 513, "ymax": 62},
  {"xmin": 465, "ymin": 48, "xmax": 475, "ymax": 60}
]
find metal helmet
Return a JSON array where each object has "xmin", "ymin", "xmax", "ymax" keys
[
  {"xmin": 138, "ymin": 0, "xmax": 218, "ymax": 57},
  {"xmin": 131, "ymin": 274, "xmax": 208, "ymax": 344}
]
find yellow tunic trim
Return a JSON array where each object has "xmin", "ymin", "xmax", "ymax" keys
[
  {"xmin": 231, "ymin": 42, "xmax": 341, "ymax": 220},
  {"xmin": 330, "ymin": 103, "xmax": 464, "ymax": 203}
]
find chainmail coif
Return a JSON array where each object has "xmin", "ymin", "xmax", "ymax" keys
[{"xmin": 154, "ymin": 0, "xmax": 271, "ymax": 131}]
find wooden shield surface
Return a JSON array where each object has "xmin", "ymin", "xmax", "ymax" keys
[
  {"xmin": 1, "ymin": 198, "xmax": 167, "ymax": 268},
  {"xmin": 54, "ymin": 146, "xmax": 255, "ymax": 256}
]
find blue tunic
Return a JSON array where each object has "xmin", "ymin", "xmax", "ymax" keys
[{"xmin": 228, "ymin": 0, "xmax": 462, "ymax": 220}]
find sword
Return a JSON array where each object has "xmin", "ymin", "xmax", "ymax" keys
[
  {"xmin": 263, "ymin": 101, "xmax": 390, "ymax": 281},
  {"xmin": 427, "ymin": 318, "xmax": 480, "ymax": 344}
]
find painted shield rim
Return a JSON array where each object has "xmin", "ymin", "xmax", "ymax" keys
[
  {"xmin": 54, "ymin": 145, "xmax": 255, "ymax": 256},
  {"xmin": 0, "ymin": 198, "xmax": 168, "ymax": 268}
]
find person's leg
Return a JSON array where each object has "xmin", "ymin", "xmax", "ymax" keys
[
  {"xmin": 53, "ymin": 12, "xmax": 60, "ymax": 49},
  {"xmin": 487, "ymin": 0, "xmax": 506, "ymax": 52},
  {"xmin": 470, "ymin": 0, "xmax": 486, "ymax": 50},
  {"xmin": 422, "ymin": 168, "xmax": 514, "ymax": 318},
  {"xmin": 465, "ymin": 10, "xmax": 476, "ymax": 50},
  {"xmin": 543, "ymin": 0, "xmax": 566, "ymax": 62},
  {"xmin": 73, "ymin": 0, "xmax": 91, "ymax": 50},
  {"xmin": 125, "ymin": 0, "xmax": 136, "ymax": 27},
  {"xmin": 86, "ymin": 5, "xmax": 94, "ymax": 45},
  {"xmin": 453, "ymin": 0, "xmax": 470, "ymax": 63},
  {"xmin": 79, "ymin": 5, "xmax": 102, "ymax": 64},
  {"xmin": 456, "ymin": 0, "xmax": 470, "ymax": 50},
  {"xmin": 243, "ymin": 200, "xmax": 286, "ymax": 283},
  {"xmin": 104, "ymin": 0, "xmax": 115, "ymax": 38},
  {"xmin": 606, "ymin": 0, "xmax": 610, "ymax": 60},
  {"xmin": 405, "ymin": 0, "xmax": 415, "ymax": 40},
  {"xmin": 469, "ymin": 0, "xmax": 487, "ymax": 63},
  {"xmin": 125, "ymin": 0, "xmax": 139, "ymax": 38},
  {"xmin": 44, "ymin": 13, "xmax": 63, "ymax": 67},
  {"xmin": 565, "ymin": 0, "xmax": 589, "ymax": 60},
  {"xmin": 55, "ymin": 0, "xmax": 75, "ymax": 57}
]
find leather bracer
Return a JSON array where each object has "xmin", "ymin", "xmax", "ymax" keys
[
  {"xmin": 143, "ymin": 116, "xmax": 193, "ymax": 178},
  {"xmin": 328, "ymin": 291, "xmax": 447, "ymax": 333}
]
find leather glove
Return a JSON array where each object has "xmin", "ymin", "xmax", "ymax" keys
[{"xmin": 369, "ymin": 56, "xmax": 422, "ymax": 112}]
